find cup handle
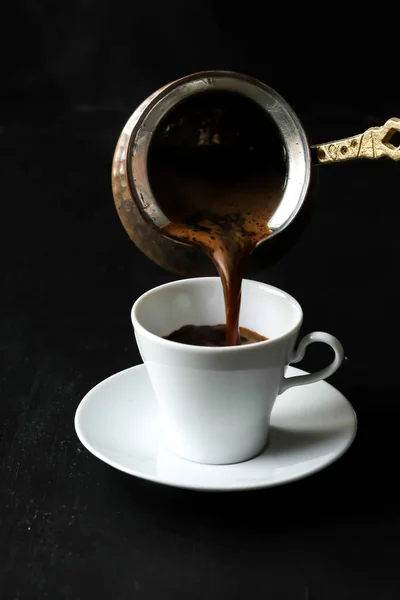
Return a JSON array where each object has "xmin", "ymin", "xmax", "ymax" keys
[{"xmin": 279, "ymin": 331, "xmax": 344, "ymax": 394}]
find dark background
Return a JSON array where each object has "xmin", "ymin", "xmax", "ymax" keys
[{"xmin": 1, "ymin": 3, "xmax": 400, "ymax": 598}]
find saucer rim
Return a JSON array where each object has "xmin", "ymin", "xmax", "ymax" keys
[{"xmin": 74, "ymin": 365, "xmax": 358, "ymax": 492}]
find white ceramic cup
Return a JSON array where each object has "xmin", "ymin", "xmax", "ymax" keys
[{"xmin": 131, "ymin": 278, "xmax": 344, "ymax": 465}]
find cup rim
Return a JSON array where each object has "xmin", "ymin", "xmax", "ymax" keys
[{"xmin": 131, "ymin": 277, "xmax": 303, "ymax": 353}]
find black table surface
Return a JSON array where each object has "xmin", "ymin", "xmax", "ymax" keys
[{"xmin": 2, "ymin": 94, "xmax": 400, "ymax": 596}]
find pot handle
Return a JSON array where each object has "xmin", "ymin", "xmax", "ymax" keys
[{"xmin": 311, "ymin": 117, "xmax": 400, "ymax": 165}]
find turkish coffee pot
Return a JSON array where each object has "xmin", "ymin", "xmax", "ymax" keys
[{"xmin": 112, "ymin": 71, "xmax": 399, "ymax": 275}]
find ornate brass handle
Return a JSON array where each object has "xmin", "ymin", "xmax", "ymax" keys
[{"xmin": 311, "ymin": 118, "xmax": 400, "ymax": 164}]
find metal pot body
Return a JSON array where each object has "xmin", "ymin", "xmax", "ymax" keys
[{"xmin": 112, "ymin": 71, "xmax": 312, "ymax": 276}]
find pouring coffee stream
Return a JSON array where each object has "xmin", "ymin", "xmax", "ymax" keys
[
  {"xmin": 112, "ymin": 71, "xmax": 400, "ymax": 346},
  {"xmin": 148, "ymin": 89, "xmax": 286, "ymax": 345}
]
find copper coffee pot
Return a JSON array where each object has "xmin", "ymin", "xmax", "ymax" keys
[{"xmin": 112, "ymin": 71, "xmax": 399, "ymax": 276}]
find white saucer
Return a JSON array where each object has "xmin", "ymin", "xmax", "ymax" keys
[{"xmin": 74, "ymin": 365, "xmax": 357, "ymax": 492}]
